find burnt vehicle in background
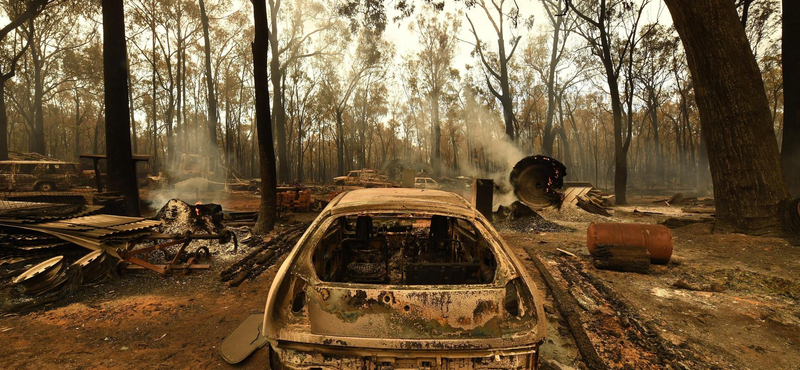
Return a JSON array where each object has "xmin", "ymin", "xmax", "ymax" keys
[
  {"xmin": 333, "ymin": 169, "xmax": 394, "ymax": 188},
  {"xmin": 414, "ymin": 176, "xmax": 440, "ymax": 189},
  {"xmin": 0, "ymin": 160, "xmax": 79, "ymax": 192},
  {"xmin": 221, "ymin": 188, "xmax": 546, "ymax": 369}
]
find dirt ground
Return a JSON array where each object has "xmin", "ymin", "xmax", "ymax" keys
[{"xmin": 1, "ymin": 190, "xmax": 799, "ymax": 370}]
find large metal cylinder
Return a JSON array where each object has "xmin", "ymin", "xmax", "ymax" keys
[
  {"xmin": 587, "ymin": 223, "xmax": 673, "ymax": 264},
  {"xmin": 510, "ymin": 155, "xmax": 567, "ymax": 208}
]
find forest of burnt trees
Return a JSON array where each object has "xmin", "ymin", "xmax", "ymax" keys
[{"xmin": 0, "ymin": 0, "xmax": 797, "ymax": 234}]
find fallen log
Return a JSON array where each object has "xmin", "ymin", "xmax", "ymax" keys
[
  {"xmin": 660, "ymin": 217, "xmax": 714, "ymax": 228},
  {"xmin": 681, "ymin": 206, "xmax": 715, "ymax": 214},
  {"xmin": 666, "ymin": 193, "xmax": 684, "ymax": 205}
]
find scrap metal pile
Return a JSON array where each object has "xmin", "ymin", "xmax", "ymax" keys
[{"xmin": 0, "ymin": 197, "xmax": 238, "ymax": 311}]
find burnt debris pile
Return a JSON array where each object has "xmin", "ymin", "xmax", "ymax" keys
[{"xmin": 0, "ymin": 196, "xmax": 243, "ymax": 312}]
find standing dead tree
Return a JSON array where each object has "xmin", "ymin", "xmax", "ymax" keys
[
  {"xmin": 567, "ymin": 0, "xmax": 650, "ymax": 205},
  {"xmin": 412, "ymin": 10, "xmax": 460, "ymax": 176},
  {"xmin": 538, "ymin": 0, "xmax": 576, "ymax": 157},
  {"xmin": 0, "ymin": 32, "xmax": 30, "ymax": 160},
  {"xmin": 268, "ymin": 0, "xmax": 333, "ymax": 183},
  {"xmin": 465, "ymin": 0, "xmax": 522, "ymax": 142},
  {"xmin": 198, "ymin": 0, "xmax": 219, "ymax": 157}
]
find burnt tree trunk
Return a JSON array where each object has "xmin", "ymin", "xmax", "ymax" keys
[
  {"xmin": 126, "ymin": 57, "xmax": 136, "ymax": 154},
  {"xmin": 664, "ymin": 0, "xmax": 789, "ymax": 235},
  {"xmin": 252, "ymin": 0, "xmax": 277, "ymax": 233},
  {"xmin": 497, "ymin": 39, "xmax": 515, "ymax": 142},
  {"xmin": 29, "ymin": 19, "xmax": 45, "ymax": 154},
  {"xmin": 430, "ymin": 90, "xmax": 441, "ymax": 175},
  {"xmin": 150, "ymin": 7, "xmax": 158, "ymax": 171},
  {"xmin": 199, "ymin": 0, "xmax": 219, "ymax": 155},
  {"xmin": 542, "ymin": 12, "xmax": 563, "ymax": 156},
  {"xmin": 783, "ymin": 0, "xmax": 800, "ymax": 197},
  {"xmin": 696, "ymin": 126, "xmax": 711, "ymax": 196},
  {"xmin": 102, "ymin": 0, "xmax": 140, "ymax": 216},
  {"xmin": 336, "ymin": 108, "xmax": 344, "ymax": 176},
  {"xmin": 175, "ymin": 7, "xmax": 183, "ymax": 167},
  {"xmin": 0, "ymin": 83, "xmax": 9, "ymax": 160},
  {"xmin": 74, "ymin": 89, "xmax": 82, "ymax": 159},
  {"xmin": 268, "ymin": 1, "xmax": 289, "ymax": 183}
]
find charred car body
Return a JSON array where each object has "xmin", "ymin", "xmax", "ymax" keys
[
  {"xmin": 333, "ymin": 169, "xmax": 393, "ymax": 188},
  {"xmin": 0, "ymin": 160, "xmax": 79, "ymax": 192},
  {"xmin": 222, "ymin": 188, "xmax": 545, "ymax": 369}
]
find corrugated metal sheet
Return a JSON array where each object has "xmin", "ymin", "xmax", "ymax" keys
[
  {"xmin": 0, "ymin": 215, "xmax": 162, "ymax": 257},
  {"xmin": 30, "ymin": 215, "xmax": 161, "ymax": 237},
  {"xmin": 0, "ymin": 202, "xmax": 103, "ymax": 223}
]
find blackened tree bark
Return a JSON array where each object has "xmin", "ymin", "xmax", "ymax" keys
[
  {"xmin": 28, "ymin": 18, "xmax": 45, "ymax": 154},
  {"xmin": 102, "ymin": 0, "xmax": 140, "ymax": 216},
  {"xmin": 126, "ymin": 56, "xmax": 137, "ymax": 154},
  {"xmin": 664, "ymin": 0, "xmax": 789, "ymax": 235},
  {"xmin": 696, "ymin": 126, "xmax": 711, "ymax": 195},
  {"xmin": 267, "ymin": 0, "xmax": 288, "ymax": 183},
  {"xmin": 252, "ymin": 0, "xmax": 277, "ymax": 233},
  {"xmin": 783, "ymin": 0, "xmax": 800, "ymax": 197},
  {"xmin": 199, "ymin": 0, "xmax": 219, "ymax": 156}
]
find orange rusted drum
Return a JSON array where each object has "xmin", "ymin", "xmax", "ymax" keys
[{"xmin": 587, "ymin": 222, "xmax": 673, "ymax": 264}]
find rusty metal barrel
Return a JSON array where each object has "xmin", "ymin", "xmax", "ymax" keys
[{"xmin": 587, "ymin": 223, "xmax": 673, "ymax": 264}]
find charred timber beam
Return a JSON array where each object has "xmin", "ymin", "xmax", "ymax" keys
[{"xmin": 524, "ymin": 247, "xmax": 608, "ymax": 370}]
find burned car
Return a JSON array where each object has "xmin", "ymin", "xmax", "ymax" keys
[
  {"xmin": 0, "ymin": 160, "xmax": 79, "ymax": 192},
  {"xmin": 221, "ymin": 188, "xmax": 546, "ymax": 369}
]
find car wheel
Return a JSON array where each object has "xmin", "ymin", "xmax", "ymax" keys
[
  {"xmin": 37, "ymin": 182, "xmax": 54, "ymax": 192},
  {"xmin": 335, "ymin": 180, "xmax": 344, "ymax": 186}
]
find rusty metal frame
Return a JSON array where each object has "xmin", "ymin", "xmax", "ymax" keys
[
  {"xmin": 118, "ymin": 233, "xmax": 232, "ymax": 275},
  {"xmin": 260, "ymin": 189, "xmax": 547, "ymax": 368}
]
